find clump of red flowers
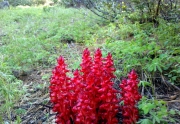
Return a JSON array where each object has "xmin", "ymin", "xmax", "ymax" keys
[
  {"xmin": 50, "ymin": 48, "xmax": 142, "ymax": 124},
  {"xmin": 119, "ymin": 70, "xmax": 142, "ymax": 124},
  {"xmin": 50, "ymin": 48, "xmax": 119, "ymax": 124}
]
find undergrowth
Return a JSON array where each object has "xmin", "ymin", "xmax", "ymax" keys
[
  {"xmin": 0, "ymin": 6, "xmax": 98, "ymax": 123},
  {"xmin": 0, "ymin": 6, "xmax": 97, "ymax": 71},
  {"xmin": 88, "ymin": 18, "xmax": 180, "ymax": 85},
  {"xmin": 0, "ymin": 4, "xmax": 180, "ymax": 124}
]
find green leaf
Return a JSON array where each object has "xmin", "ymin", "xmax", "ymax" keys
[
  {"xmin": 138, "ymin": 119, "xmax": 153, "ymax": 124},
  {"xmin": 177, "ymin": 110, "xmax": 180, "ymax": 115},
  {"xmin": 157, "ymin": 65, "xmax": 162, "ymax": 73},
  {"xmin": 154, "ymin": 115, "xmax": 160, "ymax": 123},
  {"xmin": 169, "ymin": 109, "xmax": 175, "ymax": 115},
  {"xmin": 142, "ymin": 103, "xmax": 156, "ymax": 114},
  {"xmin": 0, "ymin": 116, "xmax": 3, "ymax": 123},
  {"xmin": 15, "ymin": 108, "xmax": 26, "ymax": 115},
  {"xmin": 139, "ymin": 81, "xmax": 151, "ymax": 87},
  {"xmin": 169, "ymin": 118, "xmax": 176, "ymax": 123}
]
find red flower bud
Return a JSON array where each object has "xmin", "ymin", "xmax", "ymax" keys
[{"xmin": 120, "ymin": 70, "xmax": 142, "ymax": 124}]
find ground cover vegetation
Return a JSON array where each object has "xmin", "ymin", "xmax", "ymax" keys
[{"xmin": 0, "ymin": 0, "xmax": 180, "ymax": 123}]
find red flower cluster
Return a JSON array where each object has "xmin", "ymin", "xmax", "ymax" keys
[
  {"xmin": 119, "ymin": 70, "xmax": 142, "ymax": 124},
  {"xmin": 50, "ymin": 56, "xmax": 74, "ymax": 123},
  {"xmin": 50, "ymin": 48, "xmax": 119, "ymax": 124}
]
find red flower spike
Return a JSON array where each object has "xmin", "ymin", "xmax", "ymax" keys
[
  {"xmin": 50, "ymin": 48, "xmax": 120, "ymax": 124},
  {"xmin": 50, "ymin": 56, "xmax": 74, "ymax": 124},
  {"xmin": 120, "ymin": 70, "xmax": 142, "ymax": 124},
  {"xmin": 80, "ymin": 48, "xmax": 93, "ymax": 81}
]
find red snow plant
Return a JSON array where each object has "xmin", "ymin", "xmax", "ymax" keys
[
  {"xmin": 50, "ymin": 48, "xmax": 119, "ymax": 124},
  {"xmin": 49, "ymin": 48, "xmax": 141, "ymax": 124},
  {"xmin": 119, "ymin": 70, "xmax": 142, "ymax": 124}
]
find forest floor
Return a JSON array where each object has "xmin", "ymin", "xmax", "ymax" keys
[
  {"xmin": 9, "ymin": 43, "xmax": 85, "ymax": 124},
  {"xmin": 7, "ymin": 43, "xmax": 180, "ymax": 124},
  {"xmin": 1, "ymin": 5, "xmax": 180, "ymax": 124}
]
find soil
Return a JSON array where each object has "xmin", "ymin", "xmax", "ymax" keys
[{"xmin": 11, "ymin": 68, "xmax": 55, "ymax": 124}]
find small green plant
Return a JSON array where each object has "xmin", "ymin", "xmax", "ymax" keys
[
  {"xmin": 104, "ymin": 20, "xmax": 180, "ymax": 85},
  {"xmin": 138, "ymin": 96, "xmax": 177, "ymax": 124},
  {"xmin": 0, "ymin": 64, "xmax": 24, "ymax": 122}
]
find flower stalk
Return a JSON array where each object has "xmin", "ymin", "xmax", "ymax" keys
[{"xmin": 119, "ymin": 70, "xmax": 142, "ymax": 124}]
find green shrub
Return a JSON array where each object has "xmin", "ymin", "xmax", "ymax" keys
[
  {"xmin": 52, "ymin": 0, "xmax": 58, "ymax": 4},
  {"xmin": 60, "ymin": 0, "xmax": 75, "ymax": 7},
  {"xmin": 8, "ymin": 0, "xmax": 46, "ymax": 6},
  {"xmin": 102, "ymin": 20, "xmax": 180, "ymax": 85},
  {"xmin": 8, "ymin": 0, "xmax": 33, "ymax": 6},
  {"xmin": 66, "ymin": 0, "xmax": 180, "ymax": 24},
  {"xmin": 138, "ymin": 96, "xmax": 177, "ymax": 124},
  {"xmin": 33, "ymin": 0, "xmax": 46, "ymax": 5}
]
